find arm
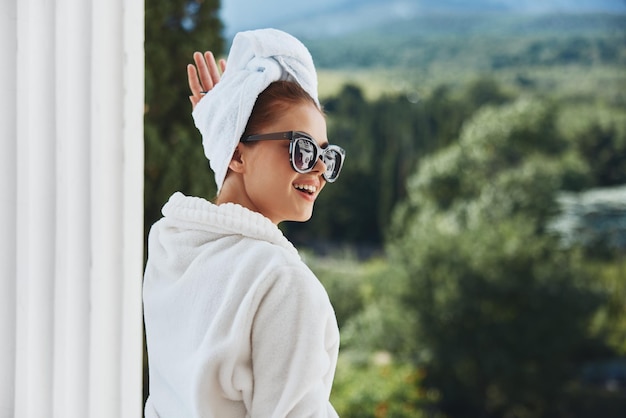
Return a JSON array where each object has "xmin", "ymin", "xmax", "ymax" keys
[
  {"xmin": 187, "ymin": 51, "xmax": 227, "ymax": 109},
  {"xmin": 249, "ymin": 266, "xmax": 340, "ymax": 418}
]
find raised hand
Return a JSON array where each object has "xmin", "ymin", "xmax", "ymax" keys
[{"xmin": 187, "ymin": 51, "xmax": 227, "ymax": 109}]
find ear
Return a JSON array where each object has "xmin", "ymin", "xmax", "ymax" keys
[{"xmin": 228, "ymin": 144, "xmax": 246, "ymax": 173}]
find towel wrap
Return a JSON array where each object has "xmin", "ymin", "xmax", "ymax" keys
[{"xmin": 192, "ymin": 28, "xmax": 320, "ymax": 191}]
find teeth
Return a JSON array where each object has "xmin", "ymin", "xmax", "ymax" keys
[{"xmin": 294, "ymin": 184, "xmax": 317, "ymax": 194}]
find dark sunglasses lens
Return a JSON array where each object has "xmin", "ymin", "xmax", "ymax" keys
[
  {"xmin": 293, "ymin": 138, "xmax": 317, "ymax": 172},
  {"xmin": 323, "ymin": 149, "xmax": 342, "ymax": 181}
]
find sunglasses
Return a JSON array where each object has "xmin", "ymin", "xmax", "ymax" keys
[{"xmin": 240, "ymin": 131, "xmax": 346, "ymax": 183}]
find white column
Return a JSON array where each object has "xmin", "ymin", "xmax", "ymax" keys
[
  {"xmin": 0, "ymin": 0, "xmax": 18, "ymax": 416},
  {"xmin": 121, "ymin": 0, "xmax": 147, "ymax": 413},
  {"xmin": 89, "ymin": 0, "xmax": 125, "ymax": 412},
  {"xmin": 14, "ymin": 0, "xmax": 57, "ymax": 415},
  {"xmin": 3, "ymin": 0, "xmax": 145, "ymax": 416},
  {"xmin": 53, "ymin": 0, "xmax": 92, "ymax": 416}
]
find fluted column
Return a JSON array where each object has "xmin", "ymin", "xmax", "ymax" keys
[
  {"xmin": 1, "ymin": 0, "xmax": 145, "ymax": 416},
  {"xmin": 0, "ymin": 0, "xmax": 18, "ymax": 416}
]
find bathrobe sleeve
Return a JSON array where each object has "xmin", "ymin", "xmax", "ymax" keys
[{"xmin": 249, "ymin": 265, "xmax": 340, "ymax": 418}]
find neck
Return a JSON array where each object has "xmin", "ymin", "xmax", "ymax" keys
[{"xmin": 216, "ymin": 175, "xmax": 265, "ymax": 221}]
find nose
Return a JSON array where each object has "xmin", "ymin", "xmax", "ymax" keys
[{"xmin": 312, "ymin": 154, "xmax": 327, "ymax": 175}]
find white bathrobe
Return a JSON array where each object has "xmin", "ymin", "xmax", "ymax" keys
[{"xmin": 143, "ymin": 192, "xmax": 340, "ymax": 418}]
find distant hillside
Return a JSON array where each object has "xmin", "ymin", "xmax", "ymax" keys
[{"xmin": 299, "ymin": 13, "xmax": 626, "ymax": 70}]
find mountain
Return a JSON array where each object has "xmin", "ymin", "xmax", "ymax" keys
[{"xmin": 220, "ymin": 0, "xmax": 626, "ymax": 38}]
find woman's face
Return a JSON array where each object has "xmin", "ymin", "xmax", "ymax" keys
[{"xmin": 237, "ymin": 101, "xmax": 328, "ymax": 224}]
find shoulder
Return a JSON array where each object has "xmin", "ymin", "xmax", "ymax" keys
[
  {"xmin": 232, "ymin": 238, "xmax": 328, "ymax": 301},
  {"xmin": 262, "ymin": 258, "xmax": 333, "ymax": 314},
  {"xmin": 241, "ymin": 239, "xmax": 317, "ymax": 288}
]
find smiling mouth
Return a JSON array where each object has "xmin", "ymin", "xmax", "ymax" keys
[{"xmin": 293, "ymin": 183, "xmax": 318, "ymax": 195}]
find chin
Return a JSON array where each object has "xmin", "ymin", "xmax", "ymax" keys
[{"xmin": 290, "ymin": 211, "xmax": 313, "ymax": 223}]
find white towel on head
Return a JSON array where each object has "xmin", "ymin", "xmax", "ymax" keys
[{"xmin": 192, "ymin": 28, "xmax": 320, "ymax": 192}]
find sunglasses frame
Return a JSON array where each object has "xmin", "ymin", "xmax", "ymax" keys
[{"xmin": 240, "ymin": 131, "xmax": 345, "ymax": 183}]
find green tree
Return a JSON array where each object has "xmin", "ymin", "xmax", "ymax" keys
[
  {"xmin": 576, "ymin": 121, "xmax": 626, "ymax": 187},
  {"xmin": 144, "ymin": 0, "xmax": 223, "ymax": 243},
  {"xmin": 389, "ymin": 98, "xmax": 604, "ymax": 417}
]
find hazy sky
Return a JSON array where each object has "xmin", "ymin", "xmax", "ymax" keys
[
  {"xmin": 219, "ymin": 0, "xmax": 354, "ymax": 34},
  {"xmin": 219, "ymin": 0, "xmax": 626, "ymax": 35}
]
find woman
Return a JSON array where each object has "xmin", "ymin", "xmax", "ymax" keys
[{"xmin": 143, "ymin": 28, "xmax": 345, "ymax": 417}]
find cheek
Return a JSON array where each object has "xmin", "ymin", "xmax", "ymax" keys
[
  {"xmin": 265, "ymin": 148, "xmax": 293, "ymax": 176},
  {"xmin": 246, "ymin": 150, "xmax": 292, "ymax": 189},
  {"xmin": 246, "ymin": 143, "xmax": 296, "ymax": 192}
]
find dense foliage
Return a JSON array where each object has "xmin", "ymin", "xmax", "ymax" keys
[
  {"xmin": 313, "ymin": 98, "xmax": 625, "ymax": 417},
  {"xmin": 144, "ymin": 0, "xmax": 223, "ymax": 246},
  {"xmin": 388, "ymin": 99, "xmax": 605, "ymax": 416}
]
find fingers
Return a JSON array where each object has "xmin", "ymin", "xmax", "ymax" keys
[
  {"xmin": 188, "ymin": 51, "xmax": 226, "ymax": 110},
  {"xmin": 187, "ymin": 62, "xmax": 203, "ymax": 109},
  {"xmin": 204, "ymin": 51, "xmax": 221, "ymax": 90},
  {"xmin": 187, "ymin": 62, "xmax": 201, "ymax": 94},
  {"xmin": 194, "ymin": 51, "xmax": 212, "ymax": 92},
  {"xmin": 195, "ymin": 51, "xmax": 222, "ymax": 93}
]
